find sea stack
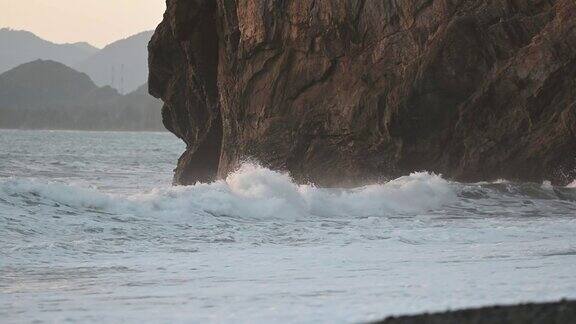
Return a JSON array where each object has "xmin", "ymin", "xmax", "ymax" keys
[{"xmin": 149, "ymin": 0, "xmax": 576, "ymax": 186}]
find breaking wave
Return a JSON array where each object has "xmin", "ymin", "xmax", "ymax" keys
[{"xmin": 0, "ymin": 163, "xmax": 456, "ymax": 220}]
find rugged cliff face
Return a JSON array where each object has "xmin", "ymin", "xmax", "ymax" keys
[{"xmin": 149, "ymin": 0, "xmax": 576, "ymax": 186}]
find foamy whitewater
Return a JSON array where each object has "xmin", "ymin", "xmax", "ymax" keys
[{"xmin": 1, "ymin": 130, "xmax": 575, "ymax": 323}]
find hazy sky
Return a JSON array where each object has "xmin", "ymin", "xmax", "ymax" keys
[{"xmin": 1, "ymin": 0, "xmax": 165, "ymax": 48}]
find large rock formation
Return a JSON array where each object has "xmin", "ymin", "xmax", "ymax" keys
[{"xmin": 149, "ymin": 0, "xmax": 576, "ymax": 186}]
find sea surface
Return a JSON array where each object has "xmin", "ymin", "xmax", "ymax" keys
[{"xmin": 1, "ymin": 129, "xmax": 575, "ymax": 323}]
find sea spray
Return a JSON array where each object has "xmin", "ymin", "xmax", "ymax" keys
[
  {"xmin": 116, "ymin": 164, "xmax": 460, "ymax": 219},
  {"xmin": 0, "ymin": 164, "xmax": 457, "ymax": 220}
]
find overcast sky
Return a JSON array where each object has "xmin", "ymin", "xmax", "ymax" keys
[{"xmin": 0, "ymin": 0, "xmax": 165, "ymax": 48}]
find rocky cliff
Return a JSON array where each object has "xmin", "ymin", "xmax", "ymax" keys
[{"xmin": 149, "ymin": 0, "xmax": 576, "ymax": 186}]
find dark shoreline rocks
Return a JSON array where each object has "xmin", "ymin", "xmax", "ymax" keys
[
  {"xmin": 375, "ymin": 300, "xmax": 576, "ymax": 324},
  {"xmin": 149, "ymin": 0, "xmax": 576, "ymax": 187}
]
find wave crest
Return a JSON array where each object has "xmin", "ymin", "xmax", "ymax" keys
[{"xmin": 1, "ymin": 163, "xmax": 457, "ymax": 219}]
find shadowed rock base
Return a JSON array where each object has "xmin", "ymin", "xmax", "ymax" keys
[{"xmin": 375, "ymin": 300, "xmax": 576, "ymax": 324}]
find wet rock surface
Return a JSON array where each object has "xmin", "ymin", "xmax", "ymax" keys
[
  {"xmin": 149, "ymin": 0, "xmax": 576, "ymax": 186},
  {"xmin": 375, "ymin": 300, "xmax": 576, "ymax": 324}
]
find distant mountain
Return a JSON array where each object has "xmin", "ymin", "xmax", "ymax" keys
[
  {"xmin": 0, "ymin": 59, "xmax": 97, "ymax": 106},
  {"xmin": 0, "ymin": 29, "xmax": 153, "ymax": 94},
  {"xmin": 70, "ymin": 42, "xmax": 99, "ymax": 53},
  {"xmin": 0, "ymin": 60, "xmax": 164, "ymax": 131},
  {"xmin": 75, "ymin": 31, "xmax": 154, "ymax": 94},
  {"xmin": 0, "ymin": 28, "xmax": 98, "ymax": 74}
]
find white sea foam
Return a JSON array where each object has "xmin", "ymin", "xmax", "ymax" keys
[
  {"xmin": 568, "ymin": 180, "xmax": 576, "ymax": 188},
  {"xmin": 0, "ymin": 164, "xmax": 457, "ymax": 220},
  {"xmin": 0, "ymin": 177, "xmax": 115, "ymax": 209},
  {"xmin": 541, "ymin": 180, "xmax": 554, "ymax": 190}
]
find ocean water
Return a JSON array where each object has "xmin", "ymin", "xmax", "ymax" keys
[{"xmin": 1, "ymin": 129, "xmax": 575, "ymax": 323}]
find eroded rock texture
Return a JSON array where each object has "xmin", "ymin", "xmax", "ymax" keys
[{"xmin": 149, "ymin": 0, "xmax": 576, "ymax": 186}]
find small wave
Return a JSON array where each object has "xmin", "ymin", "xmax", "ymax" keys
[
  {"xmin": 460, "ymin": 179, "xmax": 576, "ymax": 202},
  {"xmin": 0, "ymin": 178, "xmax": 117, "ymax": 210},
  {"xmin": 0, "ymin": 163, "xmax": 457, "ymax": 219}
]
